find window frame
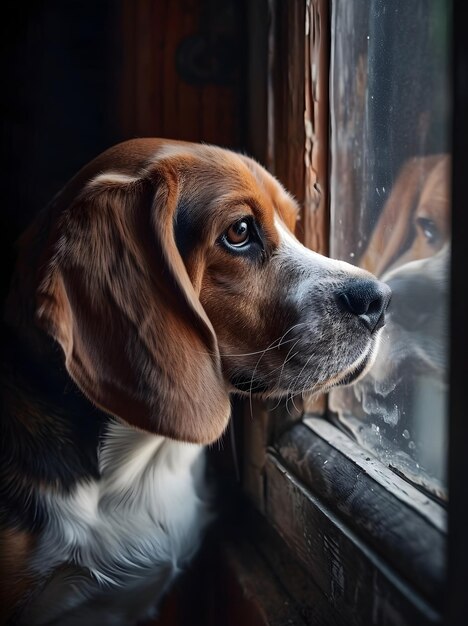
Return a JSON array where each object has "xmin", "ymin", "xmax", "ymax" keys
[{"xmin": 240, "ymin": 0, "xmax": 465, "ymax": 623}]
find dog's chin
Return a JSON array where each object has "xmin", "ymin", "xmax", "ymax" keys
[
  {"xmin": 306, "ymin": 343, "xmax": 378, "ymax": 395},
  {"xmin": 228, "ymin": 342, "xmax": 376, "ymax": 398},
  {"xmin": 336, "ymin": 350, "xmax": 375, "ymax": 386}
]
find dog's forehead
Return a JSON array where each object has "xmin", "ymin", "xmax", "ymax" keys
[
  {"xmin": 239, "ymin": 154, "xmax": 300, "ymax": 231},
  {"xmin": 151, "ymin": 143, "xmax": 299, "ymax": 233}
]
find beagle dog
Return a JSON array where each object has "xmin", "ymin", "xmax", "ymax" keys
[{"xmin": 1, "ymin": 139, "xmax": 390, "ymax": 625}]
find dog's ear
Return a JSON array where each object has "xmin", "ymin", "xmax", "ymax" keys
[
  {"xmin": 35, "ymin": 164, "xmax": 230, "ymax": 443},
  {"xmin": 360, "ymin": 155, "xmax": 444, "ymax": 276}
]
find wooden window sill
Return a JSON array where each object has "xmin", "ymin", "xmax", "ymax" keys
[{"xmin": 251, "ymin": 417, "xmax": 447, "ymax": 625}]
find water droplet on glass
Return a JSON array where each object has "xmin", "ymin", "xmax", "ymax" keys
[
  {"xmin": 408, "ymin": 441, "xmax": 416, "ymax": 450},
  {"xmin": 402, "ymin": 429, "xmax": 410, "ymax": 439}
]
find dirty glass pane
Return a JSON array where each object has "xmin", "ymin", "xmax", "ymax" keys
[{"xmin": 328, "ymin": 0, "xmax": 451, "ymax": 500}]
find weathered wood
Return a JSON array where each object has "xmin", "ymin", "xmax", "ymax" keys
[
  {"xmin": 241, "ymin": 2, "xmax": 452, "ymax": 625},
  {"xmin": 264, "ymin": 450, "xmax": 442, "ymax": 625},
  {"xmin": 301, "ymin": 0, "xmax": 330, "ymax": 417},
  {"xmin": 303, "ymin": 418, "xmax": 446, "ymax": 532},
  {"xmin": 220, "ymin": 538, "xmax": 308, "ymax": 626},
  {"xmin": 275, "ymin": 422, "xmax": 446, "ymax": 608},
  {"xmin": 303, "ymin": 0, "xmax": 329, "ymax": 257},
  {"xmin": 245, "ymin": 506, "xmax": 346, "ymax": 626},
  {"xmin": 270, "ymin": 0, "xmax": 306, "ymax": 205},
  {"xmin": 242, "ymin": 398, "xmax": 271, "ymax": 512},
  {"xmin": 242, "ymin": 396, "xmax": 304, "ymax": 512}
]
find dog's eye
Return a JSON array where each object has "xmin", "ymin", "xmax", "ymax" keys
[
  {"xmin": 220, "ymin": 216, "xmax": 265, "ymax": 259},
  {"xmin": 416, "ymin": 217, "xmax": 440, "ymax": 245},
  {"xmin": 225, "ymin": 219, "xmax": 250, "ymax": 247}
]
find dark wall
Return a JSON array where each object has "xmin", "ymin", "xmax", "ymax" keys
[
  {"xmin": 1, "ymin": 1, "xmax": 121, "ymax": 236},
  {"xmin": 1, "ymin": 1, "xmax": 121, "ymax": 297},
  {"xmin": 1, "ymin": 0, "xmax": 245, "ymax": 300}
]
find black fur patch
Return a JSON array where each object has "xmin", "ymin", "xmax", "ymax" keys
[
  {"xmin": 230, "ymin": 373, "xmax": 269, "ymax": 394},
  {"xmin": 1, "ymin": 327, "xmax": 109, "ymax": 532},
  {"xmin": 174, "ymin": 200, "xmax": 200, "ymax": 260}
]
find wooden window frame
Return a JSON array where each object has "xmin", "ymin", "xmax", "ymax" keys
[{"xmin": 239, "ymin": 1, "xmax": 467, "ymax": 624}]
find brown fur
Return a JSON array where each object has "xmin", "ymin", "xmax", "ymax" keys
[
  {"xmin": 360, "ymin": 154, "xmax": 450, "ymax": 275},
  {"xmin": 0, "ymin": 528, "xmax": 36, "ymax": 624},
  {"xmin": 6, "ymin": 140, "xmax": 303, "ymax": 445},
  {"xmin": 3, "ymin": 140, "xmax": 389, "ymax": 622}
]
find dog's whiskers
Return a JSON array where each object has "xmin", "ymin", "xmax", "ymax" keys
[
  {"xmin": 276, "ymin": 338, "xmax": 302, "ymax": 390},
  {"xmin": 187, "ymin": 335, "xmax": 303, "ymax": 359},
  {"xmin": 246, "ymin": 323, "xmax": 308, "ymax": 418}
]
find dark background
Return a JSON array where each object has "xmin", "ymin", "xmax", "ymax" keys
[{"xmin": 1, "ymin": 0, "xmax": 246, "ymax": 303}]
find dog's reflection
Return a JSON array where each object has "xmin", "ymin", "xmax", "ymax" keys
[
  {"xmin": 353, "ymin": 244, "xmax": 449, "ymax": 490},
  {"xmin": 342, "ymin": 154, "xmax": 451, "ymax": 489},
  {"xmin": 383, "ymin": 245, "xmax": 449, "ymax": 380},
  {"xmin": 357, "ymin": 244, "xmax": 449, "ymax": 411},
  {"xmin": 361, "ymin": 154, "xmax": 450, "ymax": 276}
]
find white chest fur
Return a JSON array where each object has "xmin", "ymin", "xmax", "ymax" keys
[{"xmin": 24, "ymin": 422, "xmax": 211, "ymax": 625}]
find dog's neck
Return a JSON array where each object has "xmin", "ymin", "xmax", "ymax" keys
[{"xmin": 1, "ymin": 322, "xmax": 110, "ymax": 529}]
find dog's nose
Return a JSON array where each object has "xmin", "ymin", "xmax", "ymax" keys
[{"xmin": 336, "ymin": 279, "xmax": 392, "ymax": 333}]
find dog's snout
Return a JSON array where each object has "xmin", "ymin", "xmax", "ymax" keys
[
  {"xmin": 337, "ymin": 279, "xmax": 391, "ymax": 333},
  {"xmin": 386, "ymin": 275, "xmax": 437, "ymax": 330}
]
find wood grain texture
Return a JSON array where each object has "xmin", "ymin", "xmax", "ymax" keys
[
  {"xmin": 242, "ymin": 397, "xmax": 303, "ymax": 513},
  {"xmin": 244, "ymin": 506, "xmax": 345, "ymax": 626},
  {"xmin": 120, "ymin": 0, "xmax": 243, "ymax": 147},
  {"xmin": 242, "ymin": 399, "xmax": 270, "ymax": 513},
  {"xmin": 275, "ymin": 423, "xmax": 446, "ymax": 607},
  {"xmin": 220, "ymin": 538, "xmax": 307, "ymax": 626},
  {"xmin": 269, "ymin": 0, "xmax": 306, "ymax": 206},
  {"xmin": 303, "ymin": 0, "xmax": 329, "ymax": 256},
  {"xmin": 264, "ymin": 451, "xmax": 441, "ymax": 626}
]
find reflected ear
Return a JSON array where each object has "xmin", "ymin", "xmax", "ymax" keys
[
  {"xmin": 35, "ymin": 167, "xmax": 230, "ymax": 443},
  {"xmin": 360, "ymin": 155, "xmax": 443, "ymax": 276}
]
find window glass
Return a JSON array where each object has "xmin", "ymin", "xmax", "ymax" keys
[{"xmin": 329, "ymin": 0, "xmax": 451, "ymax": 500}]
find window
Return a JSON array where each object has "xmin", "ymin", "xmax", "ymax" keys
[
  {"xmin": 238, "ymin": 1, "xmax": 466, "ymax": 624},
  {"xmin": 329, "ymin": 0, "xmax": 451, "ymax": 502}
]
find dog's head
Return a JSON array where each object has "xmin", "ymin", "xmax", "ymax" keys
[
  {"xmin": 360, "ymin": 154, "xmax": 451, "ymax": 276},
  {"xmin": 16, "ymin": 139, "xmax": 390, "ymax": 443}
]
